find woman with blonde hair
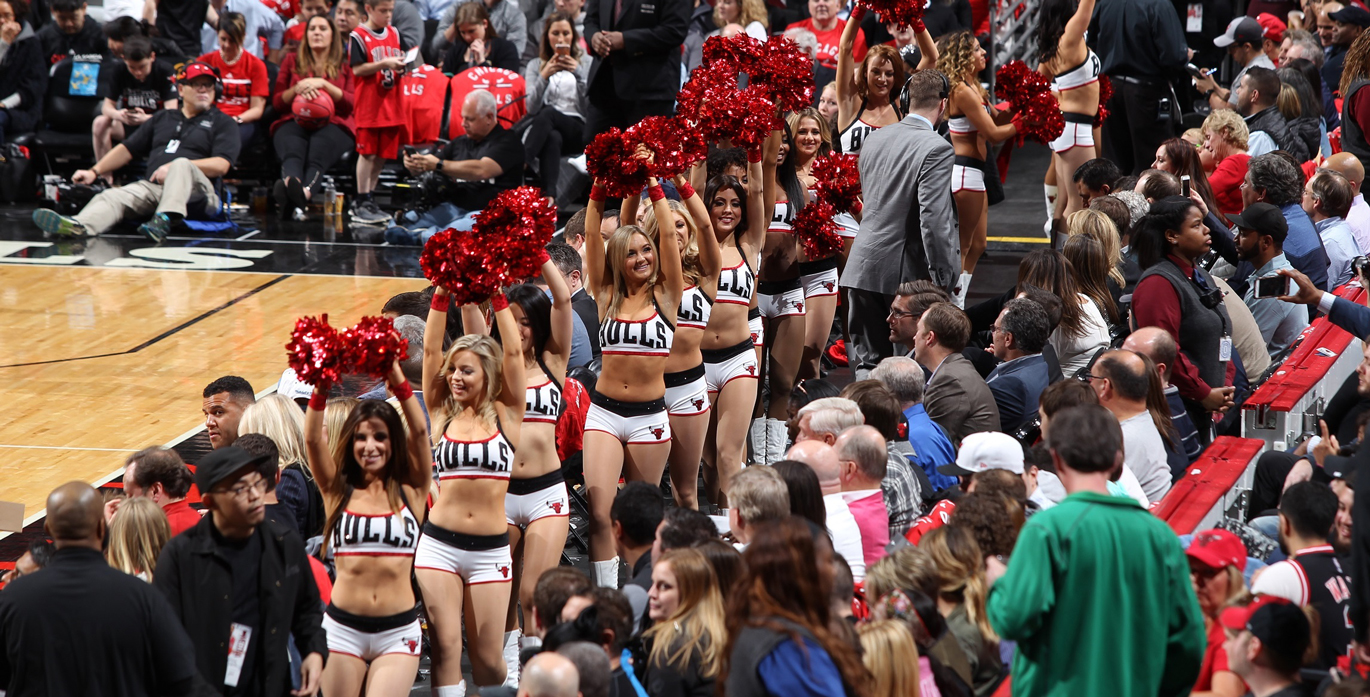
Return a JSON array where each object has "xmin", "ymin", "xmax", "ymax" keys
[
  {"xmin": 419, "ymin": 284, "xmax": 526, "ymax": 692},
  {"xmin": 939, "ymin": 30, "xmax": 1019, "ymax": 299},
  {"xmin": 711, "ymin": 0, "xmax": 767, "ymax": 40},
  {"xmin": 858, "ymin": 620, "xmax": 922, "ymax": 697},
  {"xmin": 106, "ymin": 496, "xmax": 171, "ymax": 582},
  {"xmin": 642, "ymin": 547, "xmax": 729, "ymax": 696},
  {"xmin": 1062, "ymin": 232, "xmax": 1122, "ymax": 330},
  {"xmin": 240, "ymin": 393, "xmax": 324, "ymax": 537},
  {"xmin": 1200, "ymin": 110, "xmax": 1251, "ymax": 216},
  {"xmin": 1184, "ymin": 529, "xmax": 1249, "ymax": 697},
  {"xmin": 581, "ymin": 158, "xmax": 683, "ymax": 587},
  {"xmin": 1065, "ymin": 207, "xmax": 1126, "ymax": 289},
  {"xmin": 921, "ymin": 525, "xmax": 1004, "ymax": 696}
]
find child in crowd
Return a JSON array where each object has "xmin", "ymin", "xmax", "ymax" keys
[
  {"xmin": 93, "ymin": 35, "xmax": 176, "ymax": 166},
  {"xmin": 348, "ymin": 0, "xmax": 408, "ymax": 225},
  {"xmin": 282, "ymin": 0, "xmax": 331, "ymax": 54}
]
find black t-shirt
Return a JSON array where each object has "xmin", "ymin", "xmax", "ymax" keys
[
  {"xmin": 37, "ymin": 16, "xmax": 105, "ymax": 66},
  {"xmin": 157, "ymin": 0, "xmax": 210, "ymax": 59},
  {"xmin": 214, "ymin": 526, "xmax": 263, "ymax": 697},
  {"xmin": 99, "ymin": 60, "xmax": 177, "ymax": 112},
  {"xmin": 122, "ymin": 106, "xmax": 242, "ymax": 176},
  {"xmin": 438, "ymin": 124, "xmax": 525, "ymax": 210}
]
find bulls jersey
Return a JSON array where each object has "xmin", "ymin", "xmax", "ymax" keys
[
  {"xmin": 401, "ymin": 64, "xmax": 447, "ymax": 144},
  {"xmin": 525, "ymin": 363, "xmax": 563, "ymax": 424},
  {"xmin": 332, "ymin": 506, "xmax": 420, "ymax": 556},
  {"xmin": 433, "ymin": 426, "xmax": 515, "ymax": 480},
  {"xmin": 350, "ymin": 24, "xmax": 406, "ymax": 128},
  {"xmin": 1250, "ymin": 544, "xmax": 1353, "ymax": 669},
  {"xmin": 716, "ymin": 257, "xmax": 756, "ymax": 305},
  {"xmin": 836, "ymin": 116, "xmax": 877, "ymax": 155},
  {"xmin": 196, "ymin": 50, "xmax": 269, "ymax": 118},
  {"xmin": 677, "ymin": 285, "xmax": 713, "ymax": 329},
  {"xmin": 600, "ymin": 301, "xmax": 674, "ymax": 357}
]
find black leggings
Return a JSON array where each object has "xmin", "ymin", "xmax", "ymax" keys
[
  {"xmin": 523, "ymin": 108, "xmax": 583, "ymax": 199},
  {"xmin": 273, "ymin": 121, "xmax": 355, "ymax": 192}
]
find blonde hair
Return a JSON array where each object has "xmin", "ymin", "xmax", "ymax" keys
[
  {"xmin": 1203, "ymin": 109, "xmax": 1250, "ymax": 151},
  {"xmin": 324, "ymin": 397, "xmax": 359, "ymax": 468},
  {"xmin": 644, "ymin": 548, "xmax": 728, "ymax": 678},
  {"xmin": 1065, "ymin": 208, "xmax": 1126, "ymax": 287},
  {"xmin": 431, "ymin": 334, "xmax": 505, "ymax": 442},
  {"xmin": 936, "ymin": 31, "xmax": 988, "ymax": 101},
  {"xmin": 786, "ymin": 109, "xmax": 833, "ymax": 159},
  {"xmin": 712, "ymin": 0, "xmax": 767, "ymax": 30},
  {"xmin": 641, "ymin": 199, "xmax": 703, "ymax": 285},
  {"xmin": 604, "ymin": 226, "xmax": 659, "ymax": 319},
  {"xmin": 864, "ymin": 545, "xmax": 939, "ymax": 602},
  {"xmin": 107, "ymin": 497, "xmax": 172, "ymax": 581},
  {"xmin": 921, "ymin": 525, "xmax": 997, "ymax": 641},
  {"xmin": 239, "ymin": 394, "xmax": 310, "ymax": 474},
  {"xmin": 1277, "ymin": 83, "xmax": 1303, "ymax": 120},
  {"xmin": 859, "ymin": 620, "xmax": 922, "ymax": 697}
]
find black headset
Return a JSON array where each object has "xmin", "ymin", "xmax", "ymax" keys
[
  {"xmin": 179, "ymin": 61, "xmax": 225, "ymax": 102},
  {"xmin": 898, "ymin": 69, "xmax": 951, "ymax": 116}
]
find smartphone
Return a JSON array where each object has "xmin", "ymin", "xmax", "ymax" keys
[
  {"xmin": 1185, "ymin": 63, "xmax": 1207, "ymax": 79},
  {"xmin": 555, "ymin": 43, "xmax": 570, "ymax": 57},
  {"xmin": 402, "ymin": 145, "xmax": 420, "ymax": 158},
  {"xmin": 1254, "ymin": 274, "xmax": 1291, "ymax": 299},
  {"xmin": 1181, "ymin": 175, "xmax": 1191, "ymax": 197}
]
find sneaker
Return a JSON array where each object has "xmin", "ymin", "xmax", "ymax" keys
[
  {"xmin": 138, "ymin": 212, "xmax": 175, "ymax": 243},
  {"xmin": 350, "ymin": 199, "xmax": 391, "ymax": 226},
  {"xmin": 286, "ymin": 178, "xmax": 307, "ymax": 213},
  {"xmin": 32, "ymin": 208, "xmax": 88, "ymax": 237},
  {"xmin": 272, "ymin": 179, "xmax": 289, "ymax": 213}
]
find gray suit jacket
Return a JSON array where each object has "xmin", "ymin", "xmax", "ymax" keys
[
  {"xmin": 842, "ymin": 113, "xmax": 959, "ymax": 296},
  {"xmin": 924, "ymin": 353, "xmax": 1000, "ymax": 445}
]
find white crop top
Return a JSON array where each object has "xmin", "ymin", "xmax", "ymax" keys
[
  {"xmin": 524, "ymin": 364, "xmax": 563, "ymax": 424},
  {"xmin": 677, "ymin": 284, "xmax": 713, "ymax": 329},
  {"xmin": 716, "ymin": 256, "xmax": 756, "ymax": 306},
  {"xmin": 769, "ymin": 200, "xmax": 792, "ymax": 232},
  {"xmin": 948, "ymin": 114, "xmax": 977, "ymax": 134},
  {"xmin": 1052, "ymin": 50, "xmax": 1101, "ymax": 92},
  {"xmin": 331, "ymin": 505, "xmax": 420, "ymax": 557},
  {"xmin": 599, "ymin": 298, "xmax": 674, "ymax": 357},
  {"xmin": 433, "ymin": 425, "xmax": 515, "ymax": 481},
  {"xmin": 837, "ymin": 116, "xmax": 878, "ymax": 155}
]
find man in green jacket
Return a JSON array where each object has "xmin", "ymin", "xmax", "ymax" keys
[{"xmin": 985, "ymin": 404, "xmax": 1206, "ymax": 697}]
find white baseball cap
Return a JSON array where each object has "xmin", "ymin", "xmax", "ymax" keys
[
  {"xmin": 275, "ymin": 368, "xmax": 315, "ymax": 402},
  {"xmin": 939, "ymin": 431, "xmax": 1024, "ymax": 476}
]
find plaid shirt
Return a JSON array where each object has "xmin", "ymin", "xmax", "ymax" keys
[{"xmin": 882, "ymin": 442, "xmax": 925, "ymax": 538}]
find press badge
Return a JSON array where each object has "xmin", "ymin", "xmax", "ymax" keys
[
  {"xmin": 1219, "ymin": 335, "xmax": 1233, "ymax": 362},
  {"xmin": 225, "ymin": 623, "xmax": 252, "ymax": 687},
  {"xmin": 165, "ymin": 139, "xmax": 181, "ymax": 154}
]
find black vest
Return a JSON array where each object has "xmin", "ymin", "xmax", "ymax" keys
[
  {"xmin": 1137, "ymin": 259, "xmax": 1231, "ymax": 390},
  {"xmin": 1344, "ymin": 80, "xmax": 1370, "ymax": 173}
]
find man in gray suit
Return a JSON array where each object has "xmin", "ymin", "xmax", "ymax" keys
[
  {"xmin": 842, "ymin": 69, "xmax": 960, "ymax": 377},
  {"xmin": 913, "ymin": 302, "xmax": 1000, "ymax": 445}
]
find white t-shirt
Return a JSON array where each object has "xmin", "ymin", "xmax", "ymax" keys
[
  {"xmin": 1037, "ymin": 467, "xmax": 1149, "ymax": 508},
  {"xmin": 1050, "ymin": 294, "xmax": 1111, "ymax": 377},
  {"xmin": 1120, "ymin": 411, "xmax": 1173, "ymax": 504},
  {"xmin": 824, "ymin": 492, "xmax": 866, "ymax": 582}
]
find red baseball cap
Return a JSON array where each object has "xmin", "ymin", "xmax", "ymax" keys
[
  {"xmin": 178, "ymin": 62, "xmax": 218, "ymax": 84},
  {"xmin": 1186, "ymin": 529, "xmax": 1247, "ymax": 571},
  {"xmin": 1219, "ymin": 595, "xmax": 1311, "ymax": 660},
  {"xmin": 1256, "ymin": 12, "xmax": 1286, "ymax": 42}
]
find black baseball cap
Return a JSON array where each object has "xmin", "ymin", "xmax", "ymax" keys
[
  {"xmin": 1214, "ymin": 17, "xmax": 1265, "ymax": 46},
  {"xmin": 194, "ymin": 445, "xmax": 274, "ymax": 493},
  {"xmin": 1331, "ymin": 5, "xmax": 1370, "ymax": 27},
  {"xmin": 1219, "ymin": 595, "xmax": 1310, "ymax": 661},
  {"xmin": 1229, "ymin": 203, "xmax": 1288, "ymax": 240},
  {"xmin": 1326, "ymin": 454, "xmax": 1359, "ymax": 481}
]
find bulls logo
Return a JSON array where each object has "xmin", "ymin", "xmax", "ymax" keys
[
  {"xmin": 823, "ymin": 281, "xmax": 835, "ymax": 292},
  {"xmin": 650, "ymin": 427, "xmax": 666, "ymax": 439},
  {"xmin": 498, "ymin": 564, "xmax": 511, "ymax": 578},
  {"xmin": 795, "ymin": 302, "xmax": 803, "ymax": 313},
  {"xmin": 751, "ymin": 332, "xmax": 760, "ymax": 343},
  {"xmin": 746, "ymin": 364, "xmax": 757, "ymax": 375},
  {"xmin": 692, "ymin": 398, "xmax": 706, "ymax": 411},
  {"xmin": 404, "ymin": 637, "xmax": 420, "ymax": 653},
  {"xmin": 548, "ymin": 501, "xmax": 563, "ymax": 514}
]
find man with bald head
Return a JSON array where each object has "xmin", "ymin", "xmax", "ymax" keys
[
  {"xmin": 519, "ymin": 652, "xmax": 580, "ymax": 697},
  {"xmin": 1124, "ymin": 327, "xmax": 1203, "ymax": 473},
  {"xmin": 0, "ymin": 482, "xmax": 200, "ymax": 695},
  {"xmin": 786, "ymin": 440, "xmax": 867, "ymax": 581},
  {"xmin": 1325, "ymin": 152, "xmax": 1370, "ymax": 250},
  {"xmin": 833, "ymin": 425, "xmax": 891, "ymax": 567},
  {"xmin": 1089, "ymin": 350, "xmax": 1173, "ymax": 502}
]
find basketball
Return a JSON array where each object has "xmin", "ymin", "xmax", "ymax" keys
[{"xmin": 292, "ymin": 89, "xmax": 334, "ymax": 129}]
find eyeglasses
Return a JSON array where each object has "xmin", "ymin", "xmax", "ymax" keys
[
  {"xmin": 1079, "ymin": 373, "xmax": 1105, "ymax": 382},
  {"xmin": 186, "ymin": 82, "xmax": 217, "ymax": 92},
  {"xmin": 889, "ymin": 307, "xmax": 916, "ymax": 320},
  {"xmin": 219, "ymin": 477, "xmax": 269, "ymax": 499}
]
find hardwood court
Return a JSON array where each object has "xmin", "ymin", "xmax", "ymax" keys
[{"xmin": 0, "ymin": 264, "xmax": 424, "ymax": 528}]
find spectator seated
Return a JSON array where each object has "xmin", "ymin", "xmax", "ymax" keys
[
  {"xmin": 37, "ymin": 0, "xmax": 105, "ymax": 67},
  {"xmin": 0, "ymin": 0, "xmax": 49, "ymax": 148},
  {"xmin": 92, "ymin": 36, "xmax": 177, "ymax": 169},
  {"xmin": 198, "ymin": 12, "xmax": 270, "ymax": 152}
]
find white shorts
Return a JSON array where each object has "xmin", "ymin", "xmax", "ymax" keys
[
  {"xmin": 703, "ymin": 339, "xmax": 759, "ymax": 393},
  {"xmin": 749, "ymin": 308, "xmax": 764, "ymax": 348},
  {"xmin": 758, "ymin": 280, "xmax": 805, "ymax": 318},
  {"xmin": 414, "ymin": 523, "xmax": 513, "ymax": 584},
  {"xmin": 505, "ymin": 470, "xmax": 571, "ymax": 526},
  {"xmin": 798, "ymin": 259, "xmax": 839, "ymax": 298},
  {"xmin": 1051, "ymin": 116, "xmax": 1096, "ymax": 153},
  {"xmin": 834, "ymin": 210, "xmax": 858, "ymax": 239},
  {"xmin": 323, "ymin": 605, "xmax": 423, "ymax": 662},
  {"xmin": 665, "ymin": 364, "xmax": 711, "ymax": 416},
  {"xmin": 585, "ymin": 392, "xmax": 671, "ymax": 444},
  {"xmin": 952, "ymin": 162, "xmax": 986, "ymax": 193}
]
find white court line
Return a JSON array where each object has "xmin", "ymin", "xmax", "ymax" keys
[{"xmin": 0, "ymin": 445, "xmax": 141, "ymax": 452}]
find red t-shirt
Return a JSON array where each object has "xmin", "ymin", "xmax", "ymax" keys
[
  {"xmin": 1209, "ymin": 153, "xmax": 1251, "ymax": 217},
  {"xmin": 1195, "ymin": 619, "xmax": 1245, "ymax": 691},
  {"xmin": 197, "ymin": 50, "xmax": 270, "ymax": 118},
  {"xmin": 161, "ymin": 499, "xmax": 204, "ymax": 537},
  {"xmin": 785, "ymin": 17, "xmax": 866, "ymax": 70}
]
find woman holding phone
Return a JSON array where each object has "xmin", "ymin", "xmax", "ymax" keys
[{"xmin": 524, "ymin": 10, "xmax": 590, "ymax": 203}]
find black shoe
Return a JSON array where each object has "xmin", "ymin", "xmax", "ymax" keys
[
  {"xmin": 272, "ymin": 180, "xmax": 289, "ymax": 213},
  {"xmin": 350, "ymin": 199, "xmax": 391, "ymax": 226},
  {"xmin": 286, "ymin": 178, "xmax": 307, "ymax": 214}
]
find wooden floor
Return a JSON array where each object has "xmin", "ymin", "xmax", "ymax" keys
[{"xmin": 0, "ymin": 265, "xmax": 425, "ymax": 525}]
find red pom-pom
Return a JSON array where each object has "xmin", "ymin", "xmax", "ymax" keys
[
  {"xmin": 751, "ymin": 37, "xmax": 815, "ymax": 112},
  {"xmin": 859, "ymin": 0, "xmax": 924, "ymax": 30},
  {"xmin": 1094, "ymin": 75, "xmax": 1113, "ymax": 127},
  {"xmin": 812, "ymin": 153, "xmax": 861, "ymax": 214},
  {"xmin": 343, "ymin": 315, "xmax": 409, "ymax": 379},
  {"xmin": 584, "ymin": 127, "xmax": 649, "ymax": 199},
  {"xmin": 625, "ymin": 115, "xmax": 707, "ymax": 178},
  {"xmin": 994, "ymin": 60, "xmax": 1064, "ymax": 145},
  {"xmin": 701, "ymin": 33, "xmax": 764, "ymax": 73},
  {"xmin": 286, "ymin": 315, "xmax": 347, "ymax": 388},
  {"xmin": 470, "ymin": 186, "xmax": 559, "ymax": 282},
  {"xmin": 677, "ymin": 36, "xmax": 812, "ymax": 143},
  {"xmin": 791, "ymin": 200, "xmax": 843, "ymax": 259},
  {"xmin": 420, "ymin": 227, "xmax": 505, "ymax": 306}
]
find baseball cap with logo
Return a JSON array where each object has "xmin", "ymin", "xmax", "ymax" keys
[
  {"xmin": 1186, "ymin": 529, "xmax": 1248, "ymax": 571},
  {"xmin": 1219, "ymin": 595, "xmax": 1311, "ymax": 661},
  {"xmin": 1214, "ymin": 16, "xmax": 1265, "ymax": 47},
  {"xmin": 178, "ymin": 62, "xmax": 219, "ymax": 84},
  {"xmin": 1256, "ymin": 12, "xmax": 1286, "ymax": 42},
  {"xmin": 939, "ymin": 431, "xmax": 1024, "ymax": 476}
]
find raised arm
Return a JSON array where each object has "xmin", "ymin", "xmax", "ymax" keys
[
  {"xmin": 647, "ymin": 175, "xmax": 684, "ymax": 310},
  {"xmin": 461, "ymin": 304, "xmax": 489, "ymax": 336},
  {"xmin": 835, "ymin": 5, "xmax": 866, "ymax": 124},
  {"xmin": 304, "ymin": 384, "xmax": 339, "ymax": 497},
  {"xmin": 1059, "ymin": 0, "xmax": 1097, "ymax": 55},
  {"xmin": 915, "ymin": 23, "xmax": 937, "ymax": 70},
  {"xmin": 745, "ymin": 142, "xmax": 770, "ymax": 253},
  {"xmin": 492, "ymin": 296, "xmax": 525, "ymax": 413},
  {"xmin": 621, "ymin": 193, "xmax": 641, "ymax": 229},
  {"xmin": 542, "ymin": 257, "xmax": 575, "ymax": 372},
  {"xmin": 584, "ymin": 182, "xmax": 612, "ymax": 304},
  {"xmin": 423, "ymin": 287, "xmax": 450, "ymax": 413},
  {"xmin": 386, "ymin": 357, "xmax": 432, "ymax": 487},
  {"xmin": 677, "ymin": 172, "xmax": 721, "ymax": 286}
]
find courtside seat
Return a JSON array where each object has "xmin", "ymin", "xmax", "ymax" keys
[{"xmin": 28, "ymin": 57, "xmax": 103, "ymax": 170}]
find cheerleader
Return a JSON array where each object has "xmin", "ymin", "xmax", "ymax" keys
[
  {"xmin": 834, "ymin": 7, "xmax": 937, "ymax": 156},
  {"xmin": 582, "ymin": 160, "xmax": 684, "ymax": 587},
  {"xmin": 784, "ymin": 108, "xmax": 844, "ymax": 382},
  {"xmin": 417, "ymin": 287, "xmax": 526, "ymax": 694},
  {"xmin": 1037, "ymin": 0, "xmax": 1101, "ymax": 228},
  {"xmin": 754, "ymin": 126, "xmax": 805, "ymax": 464},
  {"xmin": 305, "ymin": 355, "xmax": 431, "ymax": 697}
]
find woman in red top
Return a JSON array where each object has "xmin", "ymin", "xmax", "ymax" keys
[
  {"xmin": 197, "ymin": 12, "xmax": 268, "ymax": 148},
  {"xmin": 1184, "ymin": 529, "xmax": 1248, "ymax": 697},
  {"xmin": 1199, "ymin": 110, "xmax": 1252, "ymax": 217},
  {"xmin": 271, "ymin": 14, "xmax": 356, "ymax": 219}
]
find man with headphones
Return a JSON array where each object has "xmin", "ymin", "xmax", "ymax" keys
[
  {"xmin": 32, "ymin": 61, "xmax": 241, "ymax": 243},
  {"xmin": 840, "ymin": 69, "xmax": 959, "ymax": 378}
]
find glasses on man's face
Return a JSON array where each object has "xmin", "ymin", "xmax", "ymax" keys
[
  {"xmin": 1079, "ymin": 373, "xmax": 1105, "ymax": 383},
  {"xmin": 889, "ymin": 307, "xmax": 916, "ymax": 320},
  {"xmin": 220, "ymin": 477, "xmax": 268, "ymax": 499},
  {"xmin": 187, "ymin": 82, "xmax": 216, "ymax": 92}
]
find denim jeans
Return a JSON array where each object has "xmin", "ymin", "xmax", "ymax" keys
[{"xmin": 384, "ymin": 202, "xmax": 479, "ymax": 245}]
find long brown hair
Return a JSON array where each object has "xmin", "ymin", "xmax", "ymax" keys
[
  {"xmin": 857, "ymin": 44, "xmax": 905, "ymax": 104},
  {"xmin": 1062, "ymin": 234, "xmax": 1120, "ymax": 325},
  {"xmin": 721, "ymin": 517, "xmax": 872, "ymax": 696},
  {"xmin": 296, "ymin": 14, "xmax": 343, "ymax": 79},
  {"xmin": 1342, "ymin": 27, "xmax": 1370, "ymax": 98},
  {"xmin": 455, "ymin": 2, "xmax": 500, "ymax": 39},
  {"xmin": 1017, "ymin": 249, "xmax": 1088, "ymax": 340},
  {"xmin": 643, "ymin": 548, "xmax": 728, "ymax": 677},
  {"xmin": 538, "ymin": 9, "xmax": 582, "ymax": 62},
  {"xmin": 1138, "ymin": 352, "xmax": 1180, "ymax": 447},
  {"xmin": 320, "ymin": 399, "xmax": 417, "ymax": 557},
  {"xmin": 1158, "ymin": 137, "xmax": 1224, "ymax": 226},
  {"xmin": 936, "ymin": 31, "xmax": 987, "ymax": 101}
]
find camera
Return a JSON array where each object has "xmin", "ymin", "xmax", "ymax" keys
[{"xmin": 1353, "ymin": 255, "xmax": 1370, "ymax": 284}]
